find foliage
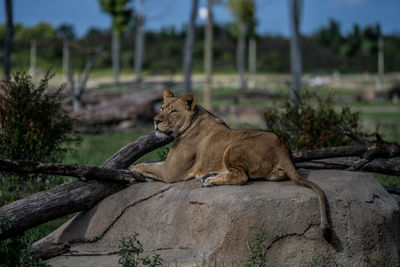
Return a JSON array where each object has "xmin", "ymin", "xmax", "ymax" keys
[
  {"xmin": 118, "ymin": 233, "xmax": 163, "ymax": 267},
  {"xmin": 307, "ymin": 254, "xmax": 321, "ymax": 267},
  {"xmin": 56, "ymin": 23, "xmax": 76, "ymax": 40},
  {"xmin": 246, "ymin": 229, "xmax": 268, "ymax": 267},
  {"xmin": 316, "ymin": 18, "xmax": 381, "ymax": 57},
  {"xmin": 99, "ymin": 0, "xmax": 133, "ymax": 33},
  {"xmin": 0, "ymin": 71, "xmax": 78, "ymax": 163},
  {"xmin": 14, "ymin": 22, "xmax": 56, "ymax": 41},
  {"xmin": 227, "ymin": 0, "xmax": 257, "ymax": 37},
  {"xmin": 157, "ymin": 145, "xmax": 170, "ymax": 161},
  {"xmin": 1, "ymin": 20, "xmax": 400, "ymax": 73},
  {"xmin": 0, "ymin": 234, "xmax": 49, "ymax": 267},
  {"xmin": 317, "ymin": 19, "xmax": 343, "ymax": 54},
  {"xmin": 264, "ymin": 90, "xmax": 366, "ymax": 150}
]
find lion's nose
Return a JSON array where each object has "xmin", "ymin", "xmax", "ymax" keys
[{"xmin": 154, "ymin": 119, "xmax": 162, "ymax": 125}]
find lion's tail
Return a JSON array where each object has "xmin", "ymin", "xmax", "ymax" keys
[{"xmin": 284, "ymin": 163, "xmax": 331, "ymax": 242}]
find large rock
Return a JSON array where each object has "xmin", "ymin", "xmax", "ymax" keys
[{"xmin": 35, "ymin": 170, "xmax": 400, "ymax": 266}]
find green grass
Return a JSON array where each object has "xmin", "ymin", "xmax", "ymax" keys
[
  {"xmin": 63, "ymin": 128, "xmax": 160, "ymax": 166},
  {"xmin": 23, "ymin": 215, "xmax": 75, "ymax": 244}
]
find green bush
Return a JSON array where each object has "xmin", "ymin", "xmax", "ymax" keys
[
  {"xmin": 0, "ymin": 71, "xmax": 77, "ymax": 266},
  {"xmin": 0, "ymin": 71, "xmax": 78, "ymax": 163},
  {"xmin": 264, "ymin": 90, "xmax": 366, "ymax": 150},
  {"xmin": 0, "ymin": 235, "xmax": 49, "ymax": 267},
  {"xmin": 118, "ymin": 233, "xmax": 163, "ymax": 267}
]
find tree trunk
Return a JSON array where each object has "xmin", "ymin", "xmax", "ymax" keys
[
  {"xmin": 3, "ymin": 0, "xmax": 13, "ymax": 79},
  {"xmin": 0, "ymin": 131, "xmax": 174, "ymax": 241},
  {"xmin": 378, "ymin": 35, "xmax": 384, "ymax": 91},
  {"xmin": 135, "ymin": 0, "xmax": 145, "ymax": 83},
  {"xmin": 289, "ymin": 0, "xmax": 303, "ymax": 99},
  {"xmin": 66, "ymin": 43, "xmax": 75, "ymax": 102},
  {"xmin": 73, "ymin": 49, "xmax": 102, "ymax": 112},
  {"xmin": 237, "ymin": 23, "xmax": 247, "ymax": 90},
  {"xmin": 183, "ymin": 0, "xmax": 199, "ymax": 94},
  {"xmin": 248, "ymin": 37, "xmax": 256, "ymax": 89},
  {"xmin": 62, "ymin": 39, "xmax": 70, "ymax": 83},
  {"xmin": 203, "ymin": 0, "xmax": 213, "ymax": 110},
  {"xmin": 29, "ymin": 40, "xmax": 37, "ymax": 81},
  {"xmin": 112, "ymin": 28, "xmax": 120, "ymax": 84},
  {"xmin": 74, "ymin": 72, "xmax": 84, "ymax": 111}
]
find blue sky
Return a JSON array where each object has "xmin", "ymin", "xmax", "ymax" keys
[{"xmin": 1, "ymin": 0, "xmax": 399, "ymax": 37}]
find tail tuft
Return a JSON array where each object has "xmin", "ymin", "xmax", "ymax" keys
[{"xmin": 322, "ymin": 227, "xmax": 332, "ymax": 242}]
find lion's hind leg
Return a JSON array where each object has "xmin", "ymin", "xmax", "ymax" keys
[
  {"xmin": 202, "ymin": 144, "xmax": 249, "ymax": 187},
  {"xmin": 201, "ymin": 169, "xmax": 248, "ymax": 186}
]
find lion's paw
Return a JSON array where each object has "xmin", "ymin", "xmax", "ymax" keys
[{"xmin": 201, "ymin": 173, "xmax": 217, "ymax": 187}]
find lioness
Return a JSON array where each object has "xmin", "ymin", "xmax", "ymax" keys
[{"xmin": 130, "ymin": 90, "xmax": 331, "ymax": 241}]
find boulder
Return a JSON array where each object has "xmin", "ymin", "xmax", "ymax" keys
[{"xmin": 34, "ymin": 170, "xmax": 400, "ymax": 266}]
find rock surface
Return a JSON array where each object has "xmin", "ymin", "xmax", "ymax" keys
[{"xmin": 35, "ymin": 170, "xmax": 400, "ymax": 266}]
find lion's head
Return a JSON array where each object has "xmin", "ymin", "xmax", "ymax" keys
[{"xmin": 154, "ymin": 90, "xmax": 197, "ymax": 137}]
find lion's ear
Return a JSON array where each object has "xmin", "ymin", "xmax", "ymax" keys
[
  {"xmin": 163, "ymin": 89, "xmax": 174, "ymax": 100},
  {"xmin": 181, "ymin": 93, "xmax": 197, "ymax": 111}
]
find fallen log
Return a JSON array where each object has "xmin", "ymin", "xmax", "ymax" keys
[
  {"xmin": 73, "ymin": 87, "xmax": 163, "ymax": 131},
  {"xmin": 293, "ymin": 137, "xmax": 400, "ymax": 162},
  {"xmin": 293, "ymin": 145, "xmax": 367, "ymax": 161},
  {"xmin": 295, "ymin": 157, "xmax": 400, "ymax": 176},
  {"xmin": 0, "ymin": 131, "xmax": 173, "ymax": 241}
]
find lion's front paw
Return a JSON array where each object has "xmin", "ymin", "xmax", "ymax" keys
[
  {"xmin": 129, "ymin": 165, "xmax": 139, "ymax": 172},
  {"xmin": 201, "ymin": 173, "xmax": 217, "ymax": 187}
]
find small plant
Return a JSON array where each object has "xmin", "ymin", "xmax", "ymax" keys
[
  {"xmin": 118, "ymin": 233, "xmax": 163, "ymax": 267},
  {"xmin": 307, "ymin": 254, "xmax": 321, "ymax": 267},
  {"xmin": 0, "ymin": 205, "xmax": 50, "ymax": 267},
  {"xmin": 0, "ymin": 71, "xmax": 78, "ymax": 163},
  {"xmin": 0, "ymin": 236, "xmax": 49, "ymax": 267},
  {"xmin": 157, "ymin": 145, "xmax": 170, "ymax": 161},
  {"xmin": 264, "ymin": 90, "xmax": 367, "ymax": 150},
  {"xmin": 246, "ymin": 229, "xmax": 268, "ymax": 267}
]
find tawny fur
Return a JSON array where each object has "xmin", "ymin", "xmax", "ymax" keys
[{"xmin": 130, "ymin": 90, "xmax": 331, "ymax": 240}]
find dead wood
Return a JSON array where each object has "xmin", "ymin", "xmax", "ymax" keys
[
  {"xmin": 295, "ymin": 157, "xmax": 400, "ymax": 176},
  {"xmin": 0, "ymin": 131, "xmax": 173, "ymax": 241},
  {"xmin": 73, "ymin": 87, "xmax": 163, "ymax": 130}
]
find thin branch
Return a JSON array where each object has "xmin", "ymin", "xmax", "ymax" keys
[
  {"xmin": 0, "ymin": 159, "xmax": 148, "ymax": 183},
  {"xmin": 296, "ymin": 157, "xmax": 400, "ymax": 176}
]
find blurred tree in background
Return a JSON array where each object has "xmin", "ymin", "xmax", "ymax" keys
[
  {"xmin": 134, "ymin": 0, "xmax": 144, "ymax": 83},
  {"xmin": 56, "ymin": 23, "xmax": 76, "ymax": 40},
  {"xmin": 182, "ymin": 0, "xmax": 199, "ymax": 93},
  {"xmin": 289, "ymin": 0, "xmax": 303, "ymax": 97},
  {"xmin": 227, "ymin": 0, "xmax": 257, "ymax": 90},
  {"xmin": 0, "ymin": 20, "xmax": 399, "ymax": 75},
  {"xmin": 99, "ymin": 0, "xmax": 132, "ymax": 84},
  {"xmin": 2, "ymin": 0, "xmax": 13, "ymax": 79},
  {"xmin": 14, "ymin": 22, "xmax": 55, "ymax": 41},
  {"xmin": 317, "ymin": 19, "xmax": 381, "ymax": 57}
]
